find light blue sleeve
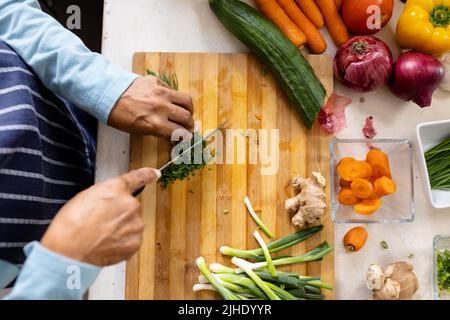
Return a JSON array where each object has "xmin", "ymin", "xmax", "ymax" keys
[
  {"xmin": 0, "ymin": 0, "xmax": 139, "ymax": 123},
  {"xmin": 3, "ymin": 241, "xmax": 100, "ymax": 300}
]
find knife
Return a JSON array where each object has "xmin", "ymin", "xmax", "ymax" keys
[{"xmin": 131, "ymin": 121, "xmax": 227, "ymax": 197}]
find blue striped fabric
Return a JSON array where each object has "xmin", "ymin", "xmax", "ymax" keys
[{"xmin": 0, "ymin": 41, "xmax": 96, "ymax": 266}]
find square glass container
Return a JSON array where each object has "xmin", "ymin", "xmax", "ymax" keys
[
  {"xmin": 330, "ymin": 139, "xmax": 415, "ymax": 224},
  {"xmin": 433, "ymin": 235, "xmax": 450, "ymax": 300}
]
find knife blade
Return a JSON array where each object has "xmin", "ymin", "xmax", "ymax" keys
[{"xmin": 132, "ymin": 121, "xmax": 227, "ymax": 197}]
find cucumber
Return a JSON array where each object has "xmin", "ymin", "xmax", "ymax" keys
[{"xmin": 209, "ymin": 0, "xmax": 326, "ymax": 129}]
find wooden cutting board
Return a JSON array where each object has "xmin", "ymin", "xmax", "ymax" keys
[{"xmin": 126, "ymin": 52, "xmax": 334, "ymax": 300}]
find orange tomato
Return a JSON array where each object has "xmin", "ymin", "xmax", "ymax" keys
[{"xmin": 341, "ymin": 0, "xmax": 393, "ymax": 35}]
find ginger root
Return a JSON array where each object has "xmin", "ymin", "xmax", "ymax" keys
[
  {"xmin": 285, "ymin": 172, "xmax": 327, "ymax": 229},
  {"xmin": 366, "ymin": 261, "xmax": 419, "ymax": 300}
]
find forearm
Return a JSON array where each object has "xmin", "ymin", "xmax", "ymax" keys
[
  {"xmin": 0, "ymin": 0, "xmax": 138, "ymax": 123},
  {"xmin": 4, "ymin": 242, "xmax": 100, "ymax": 300}
]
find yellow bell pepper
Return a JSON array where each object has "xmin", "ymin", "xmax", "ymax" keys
[{"xmin": 396, "ymin": 0, "xmax": 450, "ymax": 56}]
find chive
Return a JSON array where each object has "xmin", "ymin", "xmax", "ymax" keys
[
  {"xmin": 425, "ymin": 138, "xmax": 450, "ymax": 190},
  {"xmin": 380, "ymin": 241, "xmax": 389, "ymax": 249}
]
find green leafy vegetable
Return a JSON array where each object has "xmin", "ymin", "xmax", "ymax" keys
[
  {"xmin": 425, "ymin": 138, "xmax": 450, "ymax": 190},
  {"xmin": 380, "ymin": 240, "xmax": 389, "ymax": 249},
  {"xmin": 437, "ymin": 249, "xmax": 450, "ymax": 295},
  {"xmin": 158, "ymin": 132, "xmax": 210, "ymax": 189}
]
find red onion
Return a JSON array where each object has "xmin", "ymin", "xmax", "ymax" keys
[
  {"xmin": 334, "ymin": 36, "xmax": 393, "ymax": 92},
  {"xmin": 389, "ymin": 52, "xmax": 444, "ymax": 108}
]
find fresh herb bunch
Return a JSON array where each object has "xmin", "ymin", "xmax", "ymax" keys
[
  {"xmin": 437, "ymin": 249, "xmax": 450, "ymax": 295},
  {"xmin": 146, "ymin": 69, "xmax": 179, "ymax": 90},
  {"xmin": 146, "ymin": 69, "xmax": 210, "ymax": 189},
  {"xmin": 425, "ymin": 138, "xmax": 450, "ymax": 190},
  {"xmin": 159, "ymin": 133, "xmax": 210, "ymax": 189}
]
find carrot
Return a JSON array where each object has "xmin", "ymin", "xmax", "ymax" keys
[
  {"xmin": 374, "ymin": 176, "xmax": 397, "ymax": 197},
  {"xmin": 337, "ymin": 160, "xmax": 373, "ymax": 181},
  {"xmin": 366, "ymin": 149, "xmax": 392, "ymax": 179},
  {"xmin": 351, "ymin": 178, "xmax": 375, "ymax": 199},
  {"xmin": 277, "ymin": 0, "xmax": 327, "ymax": 53},
  {"xmin": 315, "ymin": 0, "xmax": 349, "ymax": 46},
  {"xmin": 343, "ymin": 226, "xmax": 368, "ymax": 252},
  {"xmin": 338, "ymin": 188, "xmax": 359, "ymax": 205},
  {"xmin": 338, "ymin": 157, "xmax": 355, "ymax": 166},
  {"xmin": 255, "ymin": 0, "xmax": 307, "ymax": 46},
  {"xmin": 339, "ymin": 178, "xmax": 352, "ymax": 188},
  {"xmin": 354, "ymin": 198, "xmax": 382, "ymax": 215},
  {"xmin": 334, "ymin": 0, "xmax": 343, "ymax": 10},
  {"xmin": 294, "ymin": 0, "xmax": 324, "ymax": 28}
]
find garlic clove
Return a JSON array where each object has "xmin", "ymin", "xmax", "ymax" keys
[{"xmin": 366, "ymin": 264, "xmax": 386, "ymax": 290}]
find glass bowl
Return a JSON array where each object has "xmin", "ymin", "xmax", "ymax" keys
[
  {"xmin": 330, "ymin": 138, "xmax": 415, "ymax": 224},
  {"xmin": 433, "ymin": 235, "xmax": 450, "ymax": 300}
]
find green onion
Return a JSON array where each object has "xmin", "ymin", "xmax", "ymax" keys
[
  {"xmin": 253, "ymin": 230, "xmax": 277, "ymax": 277},
  {"xmin": 214, "ymin": 273, "xmax": 266, "ymax": 299},
  {"xmin": 220, "ymin": 225, "xmax": 323, "ymax": 259},
  {"xmin": 251, "ymin": 255, "xmax": 292, "ymax": 262},
  {"xmin": 209, "ymin": 263, "xmax": 235, "ymax": 274},
  {"xmin": 255, "ymin": 271, "xmax": 302, "ymax": 288},
  {"xmin": 306, "ymin": 280, "xmax": 334, "ymax": 290},
  {"xmin": 244, "ymin": 197, "xmax": 273, "ymax": 238},
  {"xmin": 425, "ymin": 138, "xmax": 450, "ymax": 190},
  {"xmin": 195, "ymin": 257, "xmax": 240, "ymax": 300},
  {"xmin": 264, "ymin": 281, "xmax": 298, "ymax": 300},
  {"xmin": 231, "ymin": 257, "xmax": 280, "ymax": 300},
  {"xmin": 234, "ymin": 242, "xmax": 334, "ymax": 273}
]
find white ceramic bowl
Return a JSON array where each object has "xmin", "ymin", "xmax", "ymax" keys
[{"xmin": 416, "ymin": 120, "xmax": 450, "ymax": 209}]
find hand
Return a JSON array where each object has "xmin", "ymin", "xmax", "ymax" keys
[
  {"xmin": 41, "ymin": 168, "xmax": 160, "ymax": 266},
  {"xmin": 108, "ymin": 76, "xmax": 195, "ymax": 138}
]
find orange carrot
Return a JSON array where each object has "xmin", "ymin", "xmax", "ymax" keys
[
  {"xmin": 354, "ymin": 198, "xmax": 382, "ymax": 215},
  {"xmin": 374, "ymin": 176, "xmax": 397, "ymax": 197},
  {"xmin": 339, "ymin": 178, "xmax": 352, "ymax": 188},
  {"xmin": 294, "ymin": 0, "xmax": 325, "ymax": 28},
  {"xmin": 338, "ymin": 188, "xmax": 359, "ymax": 205},
  {"xmin": 338, "ymin": 157, "xmax": 355, "ymax": 166},
  {"xmin": 337, "ymin": 160, "xmax": 373, "ymax": 181},
  {"xmin": 351, "ymin": 178, "xmax": 375, "ymax": 199},
  {"xmin": 334, "ymin": 0, "xmax": 343, "ymax": 10},
  {"xmin": 277, "ymin": 0, "xmax": 327, "ymax": 53},
  {"xmin": 366, "ymin": 149, "xmax": 392, "ymax": 179},
  {"xmin": 315, "ymin": 0, "xmax": 349, "ymax": 46},
  {"xmin": 255, "ymin": 0, "xmax": 307, "ymax": 46},
  {"xmin": 343, "ymin": 226, "xmax": 368, "ymax": 252}
]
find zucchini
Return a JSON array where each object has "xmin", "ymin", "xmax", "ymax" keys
[{"xmin": 209, "ymin": 0, "xmax": 326, "ymax": 129}]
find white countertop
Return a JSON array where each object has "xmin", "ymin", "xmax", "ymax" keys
[{"xmin": 90, "ymin": 0, "xmax": 450, "ymax": 300}]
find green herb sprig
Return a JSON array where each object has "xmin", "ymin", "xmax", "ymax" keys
[
  {"xmin": 158, "ymin": 133, "xmax": 210, "ymax": 189},
  {"xmin": 146, "ymin": 69, "xmax": 209, "ymax": 189},
  {"xmin": 425, "ymin": 138, "xmax": 450, "ymax": 190},
  {"xmin": 438, "ymin": 249, "xmax": 450, "ymax": 295}
]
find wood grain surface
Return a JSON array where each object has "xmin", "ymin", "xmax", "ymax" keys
[{"xmin": 126, "ymin": 52, "xmax": 334, "ymax": 300}]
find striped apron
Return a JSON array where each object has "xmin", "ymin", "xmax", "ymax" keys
[{"xmin": 0, "ymin": 40, "xmax": 96, "ymax": 268}]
